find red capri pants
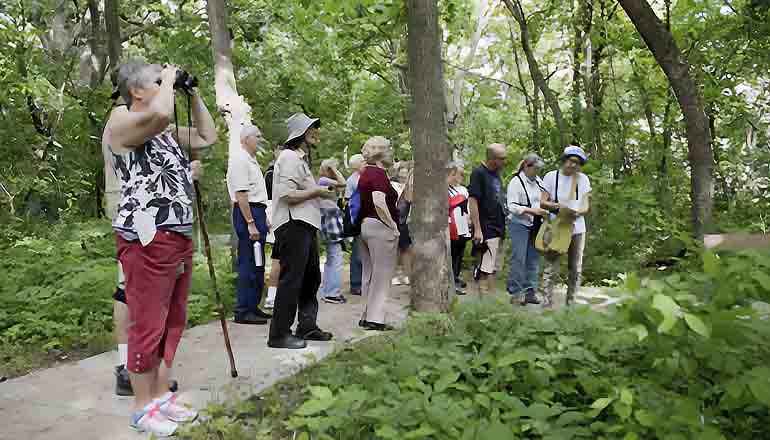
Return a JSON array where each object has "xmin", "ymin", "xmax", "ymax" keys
[{"xmin": 117, "ymin": 230, "xmax": 193, "ymax": 374}]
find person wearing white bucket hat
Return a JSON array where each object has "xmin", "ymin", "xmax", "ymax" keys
[
  {"xmin": 539, "ymin": 144, "xmax": 593, "ymax": 307},
  {"xmin": 268, "ymin": 113, "xmax": 337, "ymax": 349}
]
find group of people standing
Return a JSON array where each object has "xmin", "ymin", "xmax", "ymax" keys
[
  {"xmin": 456, "ymin": 143, "xmax": 593, "ymax": 307},
  {"xmin": 100, "ymin": 60, "xmax": 592, "ymax": 438}
]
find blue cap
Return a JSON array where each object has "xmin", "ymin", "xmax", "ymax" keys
[{"xmin": 561, "ymin": 145, "xmax": 588, "ymax": 164}]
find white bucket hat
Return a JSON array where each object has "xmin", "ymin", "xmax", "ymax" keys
[
  {"xmin": 285, "ymin": 113, "xmax": 320, "ymax": 144},
  {"xmin": 561, "ymin": 145, "xmax": 588, "ymax": 165}
]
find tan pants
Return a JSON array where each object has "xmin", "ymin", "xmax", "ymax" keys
[
  {"xmin": 359, "ymin": 218, "xmax": 398, "ymax": 324},
  {"xmin": 542, "ymin": 233, "xmax": 585, "ymax": 306}
]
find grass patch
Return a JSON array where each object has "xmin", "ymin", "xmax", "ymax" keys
[{"xmin": 0, "ymin": 219, "xmax": 236, "ymax": 378}]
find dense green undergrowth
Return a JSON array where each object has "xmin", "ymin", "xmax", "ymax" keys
[
  {"xmin": 183, "ymin": 250, "xmax": 770, "ymax": 440},
  {"xmin": 0, "ymin": 219, "xmax": 235, "ymax": 377}
]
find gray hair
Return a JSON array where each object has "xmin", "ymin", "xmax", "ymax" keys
[
  {"xmin": 116, "ymin": 61, "xmax": 155, "ymax": 108},
  {"xmin": 240, "ymin": 124, "xmax": 261, "ymax": 144},
  {"xmin": 361, "ymin": 136, "xmax": 392, "ymax": 164},
  {"xmin": 522, "ymin": 153, "xmax": 544, "ymax": 168},
  {"xmin": 348, "ymin": 154, "xmax": 365, "ymax": 170},
  {"xmin": 447, "ymin": 160, "xmax": 464, "ymax": 173}
]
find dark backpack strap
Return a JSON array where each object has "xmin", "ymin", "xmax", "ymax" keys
[
  {"xmin": 514, "ymin": 173, "xmax": 531, "ymax": 207},
  {"xmin": 555, "ymin": 169, "xmax": 559, "ymax": 203}
]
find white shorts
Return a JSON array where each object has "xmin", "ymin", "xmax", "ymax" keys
[{"xmin": 480, "ymin": 237, "xmax": 504, "ymax": 274}]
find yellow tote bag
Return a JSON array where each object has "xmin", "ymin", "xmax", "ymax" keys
[{"xmin": 536, "ymin": 174, "xmax": 578, "ymax": 255}]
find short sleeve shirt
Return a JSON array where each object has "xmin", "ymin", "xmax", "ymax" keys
[
  {"xmin": 542, "ymin": 170, "xmax": 592, "ymax": 235},
  {"xmin": 468, "ymin": 165, "xmax": 506, "ymax": 239},
  {"xmin": 271, "ymin": 149, "xmax": 321, "ymax": 231},
  {"xmin": 227, "ymin": 149, "xmax": 268, "ymax": 204},
  {"xmin": 507, "ymin": 174, "xmax": 545, "ymax": 227},
  {"xmin": 357, "ymin": 166, "xmax": 398, "ymax": 224}
]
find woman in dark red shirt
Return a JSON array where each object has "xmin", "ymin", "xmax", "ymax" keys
[{"xmin": 356, "ymin": 136, "xmax": 399, "ymax": 331}]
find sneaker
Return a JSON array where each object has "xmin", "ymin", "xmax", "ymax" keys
[
  {"xmin": 322, "ymin": 296, "xmax": 345, "ymax": 304},
  {"xmin": 360, "ymin": 320, "xmax": 394, "ymax": 331},
  {"xmin": 339, "ymin": 295, "xmax": 348, "ymax": 303},
  {"xmin": 158, "ymin": 393, "xmax": 198, "ymax": 424},
  {"xmin": 131, "ymin": 404, "xmax": 178, "ymax": 437},
  {"xmin": 522, "ymin": 291, "xmax": 541, "ymax": 305}
]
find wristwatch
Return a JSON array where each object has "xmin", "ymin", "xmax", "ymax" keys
[{"xmin": 247, "ymin": 219, "xmax": 255, "ymax": 224}]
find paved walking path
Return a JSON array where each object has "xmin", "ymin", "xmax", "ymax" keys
[
  {"xmin": 1, "ymin": 270, "xmax": 613, "ymax": 440},
  {"xmin": 1, "ymin": 287, "xmax": 411, "ymax": 440}
]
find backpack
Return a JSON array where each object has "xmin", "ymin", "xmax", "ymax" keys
[
  {"xmin": 342, "ymin": 188, "xmax": 361, "ymax": 238},
  {"xmin": 448, "ymin": 188, "xmax": 469, "ymax": 241}
]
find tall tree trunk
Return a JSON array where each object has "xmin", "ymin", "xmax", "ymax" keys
[
  {"xmin": 206, "ymin": 0, "xmax": 251, "ymax": 159},
  {"xmin": 104, "ymin": 0, "xmax": 122, "ymax": 84},
  {"xmin": 617, "ymin": 0, "xmax": 714, "ymax": 237},
  {"xmin": 509, "ymin": 23, "xmax": 539, "ymax": 151},
  {"xmin": 571, "ymin": 0, "xmax": 588, "ymax": 142},
  {"xmin": 447, "ymin": 0, "xmax": 486, "ymax": 128},
  {"xmin": 406, "ymin": 0, "xmax": 451, "ymax": 313},
  {"xmin": 206, "ymin": 0, "xmax": 251, "ymax": 263},
  {"xmin": 504, "ymin": 0, "xmax": 567, "ymax": 147}
]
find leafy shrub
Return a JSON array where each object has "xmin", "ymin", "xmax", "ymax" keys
[
  {"xmin": 184, "ymin": 251, "xmax": 770, "ymax": 439},
  {"xmin": 0, "ymin": 220, "xmax": 236, "ymax": 376}
]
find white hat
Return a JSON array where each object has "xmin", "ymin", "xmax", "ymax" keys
[
  {"xmin": 561, "ymin": 145, "xmax": 588, "ymax": 164},
  {"xmin": 285, "ymin": 113, "xmax": 320, "ymax": 144}
]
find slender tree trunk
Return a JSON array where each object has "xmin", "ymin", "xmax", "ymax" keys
[
  {"xmin": 448, "ymin": 0, "xmax": 486, "ymax": 128},
  {"xmin": 206, "ymin": 0, "xmax": 251, "ymax": 159},
  {"xmin": 617, "ymin": 0, "xmax": 714, "ymax": 237},
  {"xmin": 504, "ymin": 0, "xmax": 567, "ymax": 147},
  {"xmin": 206, "ymin": 0, "xmax": 251, "ymax": 263},
  {"xmin": 104, "ymin": 0, "xmax": 122, "ymax": 84},
  {"xmin": 509, "ymin": 23, "xmax": 539, "ymax": 151},
  {"xmin": 406, "ymin": 0, "xmax": 451, "ymax": 313}
]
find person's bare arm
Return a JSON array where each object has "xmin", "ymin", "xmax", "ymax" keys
[
  {"xmin": 171, "ymin": 92, "xmax": 218, "ymax": 150},
  {"xmin": 577, "ymin": 192, "xmax": 592, "ymax": 216},
  {"xmin": 235, "ymin": 191, "xmax": 260, "ymax": 241},
  {"xmin": 373, "ymin": 191, "xmax": 398, "ymax": 232},
  {"xmin": 106, "ymin": 66, "xmax": 177, "ymax": 150}
]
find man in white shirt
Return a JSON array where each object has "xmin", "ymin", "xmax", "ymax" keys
[
  {"xmin": 227, "ymin": 125, "xmax": 272, "ymax": 324},
  {"xmin": 540, "ymin": 145, "xmax": 593, "ymax": 306}
]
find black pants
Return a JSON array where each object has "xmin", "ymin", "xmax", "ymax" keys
[
  {"xmin": 269, "ymin": 220, "xmax": 321, "ymax": 340},
  {"xmin": 450, "ymin": 238, "xmax": 469, "ymax": 283}
]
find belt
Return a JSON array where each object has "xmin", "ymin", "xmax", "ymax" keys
[{"xmin": 234, "ymin": 202, "xmax": 267, "ymax": 209}]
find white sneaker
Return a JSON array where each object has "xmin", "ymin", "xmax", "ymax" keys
[
  {"xmin": 131, "ymin": 404, "xmax": 178, "ymax": 437},
  {"xmin": 158, "ymin": 393, "xmax": 198, "ymax": 423}
]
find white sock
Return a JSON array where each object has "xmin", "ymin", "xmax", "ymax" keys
[
  {"xmin": 267, "ymin": 286, "xmax": 277, "ymax": 300},
  {"xmin": 118, "ymin": 344, "xmax": 128, "ymax": 366}
]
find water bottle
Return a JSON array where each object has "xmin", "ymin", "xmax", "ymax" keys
[{"xmin": 254, "ymin": 241, "xmax": 263, "ymax": 267}]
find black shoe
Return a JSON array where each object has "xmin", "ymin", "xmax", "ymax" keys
[
  {"xmin": 455, "ymin": 279, "xmax": 468, "ymax": 289},
  {"xmin": 455, "ymin": 287, "xmax": 467, "ymax": 296},
  {"xmin": 360, "ymin": 320, "xmax": 394, "ymax": 331},
  {"xmin": 234, "ymin": 313, "xmax": 269, "ymax": 325},
  {"xmin": 523, "ymin": 292, "xmax": 541, "ymax": 305},
  {"xmin": 115, "ymin": 365, "xmax": 179, "ymax": 396},
  {"xmin": 358, "ymin": 320, "xmax": 366, "ymax": 328},
  {"xmin": 299, "ymin": 328, "xmax": 334, "ymax": 341},
  {"xmin": 253, "ymin": 309, "xmax": 273, "ymax": 319},
  {"xmin": 322, "ymin": 296, "xmax": 345, "ymax": 304},
  {"xmin": 115, "ymin": 365, "xmax": 133, "ymax": 396},
  {"xmin": 268, "ymin": 335, "xmax": 307, "ymax": 349},
  {"xmin": 339, "ymin": 295, "xmax": 348, "ymax": 303},
  {"xmin": 350, "ymin": 288, "xmax": 362, "ymax": 296}
]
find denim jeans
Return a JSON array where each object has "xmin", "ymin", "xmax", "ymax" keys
[
  {"xmin": 232, "ymin": 204, "xmax": 267, "ymax": 318},
  {"xmin": 320, "ymin": 241, "xmax": 344, "ymax": 298},
  {"xmin": 506, "ymin": 221, "xmax": 541, "ymax": 297},
  {"xmin": 350, "ymin": 237, "xmax": 363, "ymax": 291}
]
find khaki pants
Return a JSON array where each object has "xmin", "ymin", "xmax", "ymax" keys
[
  {"xmin": 541, "ymin": 233, "xmax": 585, "ymax": 306},
  {"xmin": 359, "ymin": 218, "xmax": 398, "ymax": 324}
]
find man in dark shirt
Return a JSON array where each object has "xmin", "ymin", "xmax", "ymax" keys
[{"xmin": 469, "ymin": 143, "xmax": 508, "ymax": 295}]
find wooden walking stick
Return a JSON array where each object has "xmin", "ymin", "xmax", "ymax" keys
[{"xmin": 193, "ymin": 180, "xmax": 238, "ymax": 378}]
